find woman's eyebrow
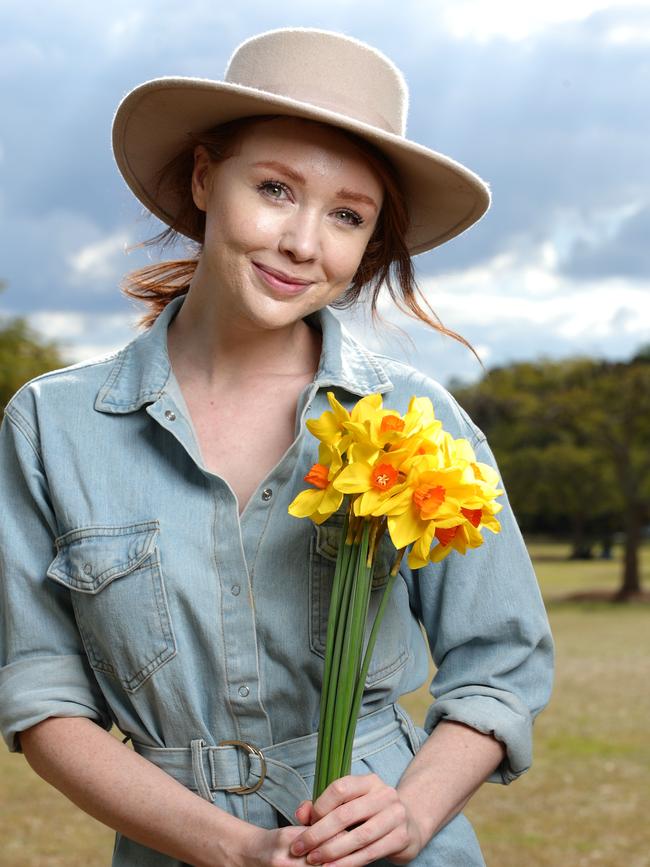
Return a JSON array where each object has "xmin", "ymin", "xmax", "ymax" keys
[
  {"xmin": 252, "ymin": 160, "xmax": 379, "ymax": 212},
  {"xmin": 252, "ymin": 160, "xmax": 306, "ymax": 184},
  {"xmin": 335, "ymin": 188, "xmax": 379, "ymax": 212}
]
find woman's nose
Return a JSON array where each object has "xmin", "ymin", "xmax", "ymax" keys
[{"xmin": 278, "ymin": 210, "xmax": 321, "ymax": 262}]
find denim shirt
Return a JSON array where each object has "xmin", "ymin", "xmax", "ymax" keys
[{"xmin": 0, "ymin": 295, "xmax": 553, "ymax": 866}]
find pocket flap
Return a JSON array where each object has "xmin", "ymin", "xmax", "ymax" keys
[
  {"xmin": 314, "ymin": 514, "xmax": 346, "ymax": 560},
  {"xmin": 315, "ymin": 515, "xmax": 394, "ymax": 583},
  {"xmin": 47, "ymin": 521, "xmax": 160, "ymax": 594}
]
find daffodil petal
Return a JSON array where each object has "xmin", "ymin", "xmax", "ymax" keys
[
  {"xmin": 370, "ymin": 486, "xmax": 413, "ymax": 516},
  {"xmin": 388, "ymin": 510, "xmax": 428, "ymax": 549},
  {"xmin": 326, "ymin": 391, "xmax": 352, "ymax": 423},
  {"xmin": 409, "ymin": 522, "xmax": 437, "ymax": 567},
  {"xmin": 429, "ymin": 542, "xmax": 454, "ymax": 563},
  {"xmin": 288, "ymin": 488, "xmax": 325, "ymax": 519},
  {"xmin": 333, "ymin": 462, "xmax": 372, "ymax": 493},
  {"xmin": 318, "ymin": 485, "xmax": 344, "ymax": 514}
]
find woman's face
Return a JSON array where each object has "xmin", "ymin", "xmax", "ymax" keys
[{"xmin": 191, "ymin": 117, "xmax": 384, "ymax": 331}]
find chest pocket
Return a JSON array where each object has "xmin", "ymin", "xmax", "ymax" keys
[
  {"xmin": 47, "ymin": 521, "xmax": 176, "ymax": 693},
  {"xmin": 309, "ymin": 512, "xmax": 410, "ymax": 686}
]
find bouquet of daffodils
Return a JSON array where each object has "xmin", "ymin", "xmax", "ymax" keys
[{"xmin": 288, "ymin": 392, "xmax": 503, "ymax": 800}]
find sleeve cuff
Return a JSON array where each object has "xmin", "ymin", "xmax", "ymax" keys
[
  {"xmin": 0, "ymin": 654, "xmax": 113, "ymax": 753},
  {"xmin": 423, "ymin": 687, "xmax": 533, "ymax": 784}
]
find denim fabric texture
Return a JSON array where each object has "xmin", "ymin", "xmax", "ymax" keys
[{"xmin": 0, "ymin": 295, "xmax": 554, "ymax": 865}]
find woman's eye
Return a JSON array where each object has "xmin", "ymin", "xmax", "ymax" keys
[
  {"xmin": 257, "ymin": 180, "xmax": 288, "ymax": 199},
  {"xmin": 335, "ymin": 209, "xmax": 364, "ymax": 227}
]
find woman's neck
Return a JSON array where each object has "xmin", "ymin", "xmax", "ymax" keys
[{"xmin": 166, "ymin": 285, "xmax": 323, "ymax": 393}]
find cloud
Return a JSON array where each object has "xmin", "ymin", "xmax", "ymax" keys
[
  {"xmin": 26, "ymin": 309, "xmax": 140, "ymax": 364},
  {"xmin": 432, "ymin": 0, "xmax": 649, "ymax": 42},
  {"xmin": 416, "ymin": 243, "xmax": 649, "ymax": 345},
  {"xmin": 401, "ymin": 4, "xmax": 650, "ymax": 278},
  {"xmin": 605, "ymin": 18, "xmax": 650, "ymax": 44},
  {"xmin": 105, "ymin": 10, "xmax": 146, "ymax": 52},
  {"xmin": 562, "ymin": 204, "xmax": 650, "ymax": 279},
  {"xmin": 67, "ymin": 231, "xmax": 132, "ymax": 285},
  {"xmin": 0, "ymin": 194, "xmax": 149, "ymax": 312},
  {"xmin": 338, "ymin": 240, "xmax": 648, "ymax": 385}
]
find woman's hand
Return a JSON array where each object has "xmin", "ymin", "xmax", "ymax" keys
[
  {"xmin": 236, "ymin": 824, "xmax": 311, "ymax": 867},
  {"xmin": 288, "ymin": 773, "xmax": 426, "ymax": 866}
]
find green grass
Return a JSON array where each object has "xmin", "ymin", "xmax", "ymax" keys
[
  {"xmin": 401, "ymin": 540, "xmax": 650, "ymax": 867},
  {"xmin": 1, "ymin": 542, "xmax": 648, "ymax": 866}
]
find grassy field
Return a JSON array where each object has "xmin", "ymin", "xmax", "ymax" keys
[{"xmin": 1, "ymin": 542, "xmax": 648, "ymax": 866}]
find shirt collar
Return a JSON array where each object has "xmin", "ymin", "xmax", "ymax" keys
[
  {"xmin": 95, "ymin": 295, "xmax": 393, "ymax": 414},
  {"xmin": 308, "ymin": 306, "xmax": 394, "ymax": 396}
]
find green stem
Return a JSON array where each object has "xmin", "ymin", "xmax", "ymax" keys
[
  {"xmin": 341, "ymin": 562, "xmax": 399, "ymax": 772},
  {"xmin": 329, "ymin": 521, "xmax": 371, "ymax": 783},
  {"xmin": 314, "ymin": 520, "xmax": 357, "ymax": 797},
  {"xmin": 313, "ymin": 509, "xmax": 349, "ymax": 794}
]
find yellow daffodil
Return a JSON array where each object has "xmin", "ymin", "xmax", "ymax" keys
[
  {"xmin": 342, "ymin": 394, "xmax": 443, "ymax": 454},
  {"xmin": 400, "ymin": 449, "xmax": 503, "ymax": 566},
  {"xmin": 332, "ymin": 447, "xmax": 412, "ymax": 517},
  {"xmin": 383, "ymin": 462, "xmax": 475, "ymax": 544},
  {"xmin": 288, "ymin": 442, "xmax": 344, "ymax": 524},
  {"xmin": 306, "ymin": 392, "xmax": 384, "ymax": 452},
  {"xmin": 305, "ymin": 392, "xmax": 351, "ymax": 450}
]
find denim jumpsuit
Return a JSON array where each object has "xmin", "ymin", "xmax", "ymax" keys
[{"xmin": 0, "ymin": 294, "xmax": 554, "ymax": 865}]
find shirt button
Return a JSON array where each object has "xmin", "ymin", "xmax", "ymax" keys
[
  {"xmin": 83, "ymin": 563, "xmax": 92, "ymax": 575},
  {"xmin": 230, "ymin": 584, "xmax": 241, "ymax": 596},
  {"xmin": 238, "ymin": 685, "xmax": 250, "ymax": 698},
  {"xmin": 164, "ymin": 409, "xmax": 176, "ymax": 421},
  {"xmin": 261, "ymin": 488, "xmax": 273, "ymax": 501}
]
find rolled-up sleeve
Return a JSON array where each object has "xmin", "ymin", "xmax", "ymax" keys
[
  {"xmin": 409, "ymin": 433, "xmax": 554, "ymax": 785},
  {"xmin": 0, "ymin": 404, "xmax": 112, "ymax": 753}
]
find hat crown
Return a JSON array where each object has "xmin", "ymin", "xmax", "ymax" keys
[{"xmin": 224, "ymin": 28, "xmax": 408, "ymax": 137}]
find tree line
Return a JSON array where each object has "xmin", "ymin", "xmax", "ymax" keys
[
  {"xmin": 0, "ymin": 289, "xmax": 65, "ymax": 424},
  {"xmin": 453, "ymin": 350, "xmax": 650, "ymax": 600}
]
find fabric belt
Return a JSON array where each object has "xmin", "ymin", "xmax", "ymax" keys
[{"xmin": 133, "ymin": 702, "xmax": 422, "ymax": 824}]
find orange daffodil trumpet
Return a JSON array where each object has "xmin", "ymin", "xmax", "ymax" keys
[{"xmin": 288, "ymin": 392, "xmax": 503, "ymax": 800}]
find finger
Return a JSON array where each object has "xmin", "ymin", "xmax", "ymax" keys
[
  {"xmin": 291, "ymin": 788, "xmax": 390, "ymax": 858},
  {"xmin": 305, "ymin": 801, "xmax": 406, "ymax": 866},
  {"xmin": 313, "ymin": 824, "xmax": 411, "ymax": 867},
  {"xmin": 295, "ymin": 800, "xmax": 314, "ymax": 824},
  {"xmin": 312, "ymin": 774, "xmax": 382, "ymax": 820}
]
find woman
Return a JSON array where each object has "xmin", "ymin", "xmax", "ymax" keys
[{"xmin": 0, "ymin": 28, "xmax": 554, "ymax": 867}]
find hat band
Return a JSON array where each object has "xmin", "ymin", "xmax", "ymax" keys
[{"xmin": 232, "ymin": 78, "xmax": 400, "ymax": 136}]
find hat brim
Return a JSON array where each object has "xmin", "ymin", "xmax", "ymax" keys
[{"xmin": 112, "ymin": 77, "xmax": 490, "ymax": 255}]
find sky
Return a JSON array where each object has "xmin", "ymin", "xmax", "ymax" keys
[{"xmin": 1, "ymin": 0, "xmax": 649, "ymax": 385}]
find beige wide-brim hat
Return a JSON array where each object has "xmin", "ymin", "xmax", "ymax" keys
[{"xmin": 112, "ymin": 28, "xmax": 490, "ymax": 255}]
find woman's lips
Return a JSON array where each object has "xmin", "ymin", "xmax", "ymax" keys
[{"xmin": 252, "ymin": 262, "xmax": 314, "ymax": 295}]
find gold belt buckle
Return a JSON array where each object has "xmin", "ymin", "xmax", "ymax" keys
[{"xmin": 217, "ymin": 739, "xmax": 267, "ymax": 794}]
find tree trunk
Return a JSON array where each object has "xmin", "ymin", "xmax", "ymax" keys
[
  {"xmin": 616, "ymin": 505, "xmax": 642, "ymax": 599},
  {"xmin": 570, "ymin": 513, "xmax": 592, "ymax": 560}
]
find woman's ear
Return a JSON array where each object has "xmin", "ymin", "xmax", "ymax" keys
[{"xmin": 191, "ymin": 145, "xmax": 212, "ymax": 212}]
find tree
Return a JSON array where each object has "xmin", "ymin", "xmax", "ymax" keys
[
  {"xmin": 557, "ymin": 358, "xmax": 650, "ymax": 598},
  {"xmin": 454, "ymin": 355, "xmax": 650, "ymax": 600},
  {"xmin": 0, "ymin": 285, "xmax": 66, "ymax": 420}
]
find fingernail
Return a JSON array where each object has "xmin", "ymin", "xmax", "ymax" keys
[{"xmin": 292, "ymin": 841, "xmax": 305, "ymax": 856}]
